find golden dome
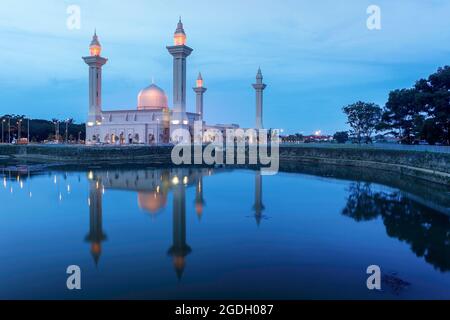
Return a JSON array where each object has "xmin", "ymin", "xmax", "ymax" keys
[{"xmin": 137, "ymin": 84, "xmax": 168, "ymax": 110}]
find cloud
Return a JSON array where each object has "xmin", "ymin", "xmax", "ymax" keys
[{"xmin": 0, "ymin": 0, "xmax": 449, "ymax": 133}]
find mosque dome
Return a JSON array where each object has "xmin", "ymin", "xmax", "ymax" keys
[
  {"xmin": 138, "ymin": 191, "xmax": 167, "ymax": 214},
  {"xmin": 137, "ymin": 84, "xmax": 169, "ymax": 110}
]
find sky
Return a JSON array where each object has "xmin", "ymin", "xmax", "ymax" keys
[{"xmin": 0, "ymin": 0, "xmax": 449, "ymax": 135}]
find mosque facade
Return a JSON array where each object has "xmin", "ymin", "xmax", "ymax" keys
[{"xmin": 83, "ymin": 19, "xmax": 266, "ymax": 145}]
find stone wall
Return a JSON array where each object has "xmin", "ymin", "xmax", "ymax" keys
[{"xmin": 0, "ymin": 144, "xmax": 449, "ymax": 184}]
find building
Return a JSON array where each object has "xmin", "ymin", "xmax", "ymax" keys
[{"xmin": 83, "ymin": 19, "xmax": 267, "ymax": 145}]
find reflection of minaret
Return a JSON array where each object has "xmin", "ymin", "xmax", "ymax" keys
[
  {"xmin": 194, "ymin": 177, "xmax": 206, "ymax": 220},
  {"xmin": 85, "ymin": 179, "xmax": 107, "ymax": 266},
  {"xmin": 168, "ymin": 178, "xmax": 191, "ymax": 280},
  {"xmin": 253, "ymin": 171, "xmax": 265, "ymax": 226}
]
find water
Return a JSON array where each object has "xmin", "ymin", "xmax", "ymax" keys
[{"xmin": 0, "ymin": 163, "xmax": 449, "ymax": 300}]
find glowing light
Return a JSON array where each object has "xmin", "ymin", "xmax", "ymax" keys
[
  {"xmin": 54, "ymin": 175, "xmax": 57, "ymax": 184},
  {"xmin": 16, "ymin": 176, "xmax": 20, "ymax": 182},
  {"xmin": 88, "ymin": 171, "xmax": 94, "ymax": 180},
  {"xmin": 87, "ymin": 122, "xmax": 94, "ymax": 127},
  {"xmin": 3, "ymin": 177, "xmax": 6, "ymax": 188},
  {"xmin": 315, "ymin": 130, "xmax": 322, "ymax": 136},
  {"xmin": 20, "ymin": 181, "xmax": 23, "ymax": 189},
  {"xmin": 171, "ymin": 120, "xmax": 180, "ymax": 125},
  {"xmin": 29, "ymin": 192, "xmax": 32, "ymax": 198},
  {"xmin": 96, "ymin": 121, "xmax": 102, "ymax": 126},
  {"xmin": 59, "ymin": 193, "xmax": 62, "ymax": 201},
  {"xmin": 196, "ymin": 79, "xmax": 203, "ymax": 88},
  {"xmin": 174, "ymin": 33, "xmax": 186, "ymax": 46},
  {"xmin": 172, "ymin": 176, "xmax": 180, "ymax": 185},
  {"xmin": 67, "ymin": 184, "xmax": 71, "ymax": 193},
  {"xmin": 88, "ymin": 198, "xmax": 91, "ymax": 206},
  {"xmin": 10, "ymin": 187, "xmax": 13, "ymax": 194},
  {"xmin": 156, "ymin": 186, "xmax": 160, "ymax": 193},
  {"xmin": 96, "ymin": 181, "xmax": 99, "ymax": 190},
  {"xmin": 102, "ymin": 186, "xmax": 105, "ymax": 195},
  {"xmin": 90, "ymin": 45, "xmax": 101, "ymax": 57},
  {"xmin": 183, "ymin": 176, "xmax": 189, "ymax": 185},
  {"xmin": 183, "ymin": 120, "xmax": 189, "ymax": 125}
]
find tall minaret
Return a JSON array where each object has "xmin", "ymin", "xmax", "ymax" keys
[
  {"xmin": 252, "ymin": 68, "xmax": 267, "ymax": 130},
  {"xmin": 83, "ymin": 31, "xmax": 107, "ymax": 140},
  {"xmin": 167, "ymin": 18, "xmax": 193, "ymax": 134},
  {"xmin": 193, "ymin": 73, "xmax": 207, "ymax": 121}
]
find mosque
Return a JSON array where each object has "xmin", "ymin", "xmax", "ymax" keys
[{"xmin": 83, "ymin": 18, "xmax": 267, "ymax": 145}]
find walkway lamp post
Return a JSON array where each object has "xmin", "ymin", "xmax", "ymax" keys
[
  {"xmin": 1, "ymin": 119, "xmax": 5, "ymax": 143},
  {"xmin": 8, "ymin": 118, "xmax": 11, "ymax": 143},
  {"xmin": 65, "ymin": 119, "xmax": 69, "ymax": 143},
  {"xmin": 18, "ymin": 119, "xmax": 22, "ymax": 140}
]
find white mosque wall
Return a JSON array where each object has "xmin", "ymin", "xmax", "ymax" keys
[{"xmin": 87, "ymin": 109, "xmax": 170, "ymax": 145}]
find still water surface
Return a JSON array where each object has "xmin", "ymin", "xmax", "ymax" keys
[{"xmin": 0, "ymin": 164, "xmax": 449, "ymax": 299}]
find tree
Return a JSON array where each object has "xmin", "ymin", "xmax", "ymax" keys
[
  {"xmin": 415, "ymin": 66, "xmax": 450, "ymax": 145},
  {"xmin": 333, "ymin": 131, "xmax": 349, "ymax": 144},
  {"xmin": 343, "ymin": 101, "xmax": 382, "ymax": 144},
  {"xmin": 379, "ymin": 88, "xmax": 422, "ymax": 144}
]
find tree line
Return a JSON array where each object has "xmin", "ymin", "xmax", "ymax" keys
[
  {"xmin": 0, "ymin": 115, "xmax": 85, "ymax": 143},
  {"xmin": 338, "ymin": 66, "xmax": 449, "ymax": 145}
]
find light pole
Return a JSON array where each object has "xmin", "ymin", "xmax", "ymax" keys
[
  {"xmin": 17, "ymin": 119, "xmax": 22, "ymax": 140},
  {"xmin": 1, "ymin": 119, "xmax": 5, "ymax": 143},
  {"xmin": 54, "ymin": 120, "xmax": 59, "ymax": 143},
  {"xmin": 8, "ymin": 118, "xmax": 11, "ymax": 143},
  {"xmin": 65, "ymin": 119, "xmax": 69, "ymax": 143},
  {"xmin": 78, "ymin": 131, "xmax": 81, "ymax": 144},
  {"xmin": 27, "ymin": 118, "xmax": 30, "ymax": 143}
]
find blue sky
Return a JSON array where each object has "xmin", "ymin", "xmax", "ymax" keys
[{"xmin": 0, "ymin": 0, "xmax": 449, "ymax": 134}]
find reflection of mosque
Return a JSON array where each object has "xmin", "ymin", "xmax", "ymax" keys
[{"xmin": 86, "ymin": 168, "xmax": 265, "ymax": 279}]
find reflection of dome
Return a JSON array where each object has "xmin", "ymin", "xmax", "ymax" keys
[
  {"xmin": 137, "ymin": 84, "xmax": 168, "ymax": 110},
  {"xmin": 138, "ymin": 191, "xmax": 167, "ymax": 214}
]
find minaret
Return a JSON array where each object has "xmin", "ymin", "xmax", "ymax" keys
[
  {"xmin": 167, "ymin": 171, "xmax": 192, "ymax": 280},
  {"xmin": 85, "ymin": 178, "xmax": 107, "ymax": 266},
  {"xmin": 83, "ymin": 31, "xmax": 107, "ymax": 141},
  {"xmin": 253, "ymin": 171, "xmax": 265, "ymax": 226},
  {"xmin": 167, "ymin": 18, "xmax": 193, "ymax": 134},
  {"xmin": 252, "ymin": 68, "xmax": 267, "ymax": 130},
  {"xmin": 193, "ymin": 73, "xmax": 207, "ymax": 121}
]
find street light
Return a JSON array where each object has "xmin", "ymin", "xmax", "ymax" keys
[
  {"xmin": 27, "ymin": 118, "xmax": 30, "ymax": 143},
  {"xmin": 8, "ymin": 117, "xmax": 11, "ymax": 143},
  {"xmin": 1, "ymin": 119, "xmax": 5, "ymax": 143},
  {"xmin": 17, "ymin": 119, "xmax": 22, "ymax": 140},
  {"xmin": 65, "ymin": 119, "xmax": 69, "ymax": 143},
  {"xmin": 53, "ymin": 120, "xmax": 59, "ymax": 143}
]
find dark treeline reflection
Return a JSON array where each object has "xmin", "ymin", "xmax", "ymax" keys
[{"xmin": 342, "ymin": 182, "xmax": 450, "ymax": 272}]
